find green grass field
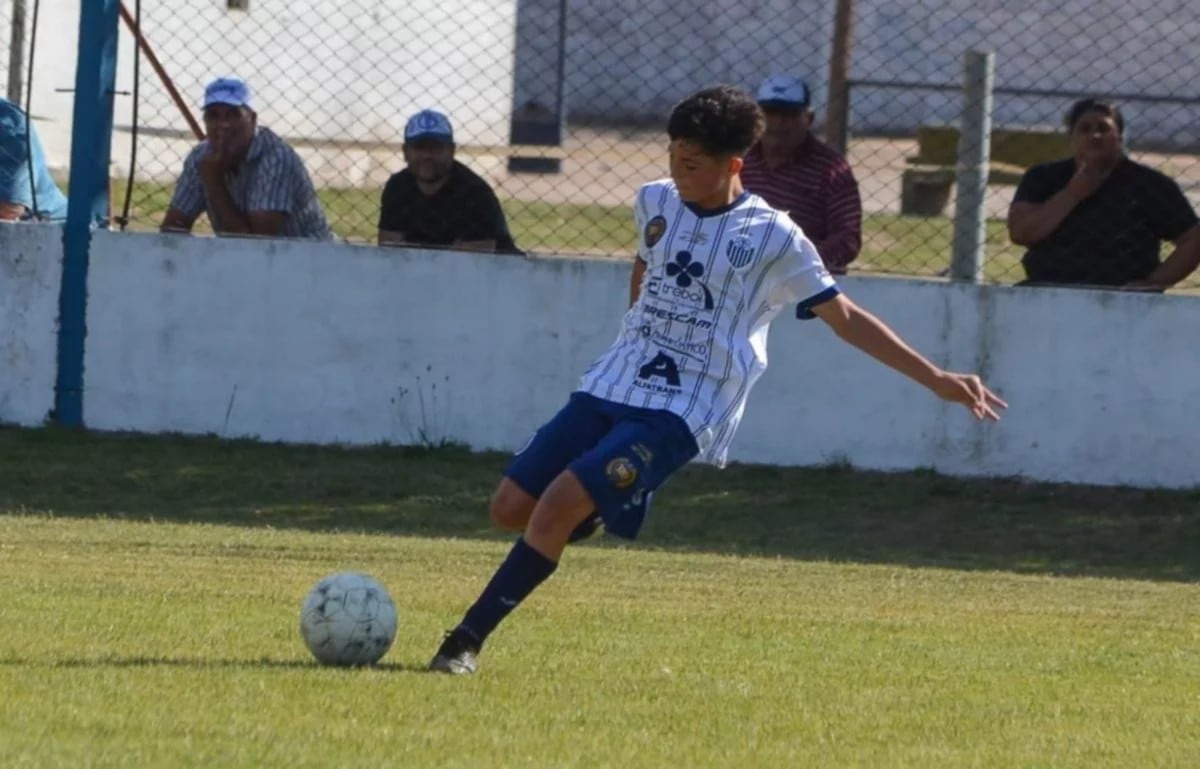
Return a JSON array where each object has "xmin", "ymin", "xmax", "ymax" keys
[
  {"xmin": 119, "ymin": 181, "xmax": 1200, "ymax": 289},
  {"xmin": 2, "ymin": 426, "xmax": 1198, "ymax": 767},
  {"xmin": 117, "ymin": 181, "xmax": 1024, "ymax": 281}
]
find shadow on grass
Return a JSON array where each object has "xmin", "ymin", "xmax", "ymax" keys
[
  {"xmin": 2, "ymin": 425, "xmax": 1198, "ymax": 582},
  {"xmin": 0, "ymin": 655, "xmax": 429, "ymax": 673}
]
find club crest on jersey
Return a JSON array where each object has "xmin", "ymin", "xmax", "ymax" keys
[
  {"xmin": 606, "ymin": 457, "xmax": 638, "ymax": 489},
  {"xmin": 644, "ymin": 215, "xmax": 667, "ymax": 248},
  {"xmin": 726, "ymin": 235, "xmax": 756, "ymax": 268}
]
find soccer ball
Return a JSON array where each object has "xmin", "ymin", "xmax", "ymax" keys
[{"xmin": 299, "ymin": 572, "xmax": 398, "ymax": 666}]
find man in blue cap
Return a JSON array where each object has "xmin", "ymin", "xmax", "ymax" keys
[
  {"xmin": 0, "ymin": 97, "xmax": 67, "ymax": 222},
  {"xmin": 740, "ymin": 74, "xmax": 862, "ymax": 276},
  {"xmin": 377, "ymin": 108, "xmax": 519, "ymax": 253},
  {"xmin": 161, "ymin": 77, "xmax": 330, "ymax": 239}
]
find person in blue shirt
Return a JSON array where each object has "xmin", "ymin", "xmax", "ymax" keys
[{"xmin": 0, "ymin": 97, "xmax": 68, "ymax": 222}]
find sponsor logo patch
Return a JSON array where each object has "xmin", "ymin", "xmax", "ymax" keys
[
  {"xmin": 662, "ymin": 251, "xmax": 714, "ymax": 309},
  {"xmin": 639, "ymin": 324, "xmax": 709, "ymax": 361}
]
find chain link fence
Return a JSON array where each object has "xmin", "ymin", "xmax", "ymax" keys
[{"xmin": 4, "ymin": 0, "xmax": 1200, "ymax": 286}]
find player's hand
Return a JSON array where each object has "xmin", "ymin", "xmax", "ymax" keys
[{"xmin": 933, "ymin": 373, "xmax": 1007, "ymax": 421}]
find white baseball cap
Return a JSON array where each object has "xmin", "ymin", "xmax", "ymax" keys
[
  {"xmin": 404, "ymin": 109, "xmax": 454, "ymax": 143},
  {"xmin": 756, "ymin": 74, "xmax": 811, "ymax": 109}
]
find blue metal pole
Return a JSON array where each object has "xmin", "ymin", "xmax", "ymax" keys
[{"xmin": 55, "ymin": 0, "xmax": 120, "ymax": 426}]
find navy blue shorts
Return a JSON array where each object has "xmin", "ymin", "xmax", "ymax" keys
[{"xmin": 505, "ymin": 391, "xmax": 699, "ymax": 539}]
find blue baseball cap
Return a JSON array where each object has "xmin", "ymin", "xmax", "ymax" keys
[
  {"xmin": 404, "ymin": 109, "xmax": 453, "ymax": 143},
  {"xmin": 203, "ymin": 77, "xmax": 253, "ymax": 110},
  {"xmin": 756, "ymin": 74, "xmax": 811, "ymax": 109}
]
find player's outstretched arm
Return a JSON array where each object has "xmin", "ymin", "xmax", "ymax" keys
[{"xmin": 810, "ymin": 294, "xmax": 1007, "ymax": 421}]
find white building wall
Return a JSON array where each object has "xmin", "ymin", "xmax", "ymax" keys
[
  {"xmin": 3, "ymin": 225, "xmax": 1198, "ymax": 489},
  {"xmin": 10, "ymin": 0, "xmax": 1196, "ymax": 176},
  {"xmin": 534, "ymin": 0, "xmax": 1199, "ymax": 144},
  {"xmin": 10, "ymin": 0, "xmax": 519, "ymax": 178}
]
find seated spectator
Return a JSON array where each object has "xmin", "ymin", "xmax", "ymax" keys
[
  {"xmin": 1008, "ymin": 97, "xmax": 1200, "ymax": 290},
  {"xmin": 0, "ymin": 97, "xmax": 68, "ymax": 222},
  {"xmin": 378, "ymin": 109, "xmax": 519, "ymax": 253},
  {"xmin": 161, "ymin": 77, "xmax": 330, "ymax": 239},
  {"xmin": 740, "ymin": 74, "xmax": 862, "ymax": 275}
]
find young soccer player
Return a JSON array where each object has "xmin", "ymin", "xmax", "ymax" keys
[{"xmin": 429, "ymin": 85, "xmax": 1006, "ymax": 674}]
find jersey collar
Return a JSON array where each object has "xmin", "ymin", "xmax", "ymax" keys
[{"xmin": 683, "ymin": 190, "xmax": 750, "ymax": 218}]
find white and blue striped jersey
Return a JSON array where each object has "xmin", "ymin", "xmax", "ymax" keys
[{"xmin": 577, "ymin": 179, "xmax": 839, "ymax": 466}]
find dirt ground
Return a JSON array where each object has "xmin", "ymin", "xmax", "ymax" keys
[
  {"xmin": 480, "ymin": 130, "xmax": 1016, "ymax": 217},
  {"xmin": 477, "ymin": 127, "xmax": 1200, "ymax": 219}
]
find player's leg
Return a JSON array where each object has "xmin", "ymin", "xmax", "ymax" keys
[
  {"xmin": 490, "ymin": 475, "xmax": 603, "ymax": 543},
  {"xmin": 429, "ymin": 394, "xmax": 608, "ymax": 674},
  {"xmin": 488, "ymin": 478, "xmax": 537, "ymax": 532},
  {"xmin": 521, "ymin": 469, "xmax": 598, "ymax": 561},
  {"xmin": 488, "ymin": 393, "xmax": 614, "ymax": 532},
  {"xmin": 561, "ymin": 407, "xmax": 698, "ymax": 543},
  {"xmin": 430, "ymin": 407, "xmax": 697, "ymax": 674},
  {"xmin": 429, "ymin": 469, "xmax": 596, "ymax": 673},
  {"xmin": 429, "ymin": 469, "xmax": 594, "ymax": 675}
]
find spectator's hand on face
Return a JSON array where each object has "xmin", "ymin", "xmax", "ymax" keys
[
  {"xmin": 198, "ymin": 138, "xmax": 237, "ymax": 181},
  {"xmin": 1065, "ymin": 161, "xmax": 1109, "ymax": 202}
]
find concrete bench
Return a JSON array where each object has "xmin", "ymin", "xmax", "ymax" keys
[{"xmin": 901, "ymin": 125, "xmax": 1069, "ymax": 216}]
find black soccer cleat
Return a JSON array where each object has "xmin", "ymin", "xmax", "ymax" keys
[{"xmin": 428, "ymin": 628, "xmax": 480, "ymax": 675}]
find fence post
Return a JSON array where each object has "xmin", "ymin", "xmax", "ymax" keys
[
  {"xmin": 55, "ymin": 0, "xmax": 120, "ymax": 426},
  {"xmin": 825, "ymin": 0, "xmax": 854, "ymax": 153},
  {"xmin": 6, "ymin": 0, "xmax": 25, "ymax": 104},
  {"xmin": 508, "ymin": 0, "xmax": 566, "ymax": 174},
  {"xmin": 950, "ymin": 50, "xmax": 994, "ymax": 283}
]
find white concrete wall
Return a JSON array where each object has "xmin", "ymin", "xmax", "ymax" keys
[
  {"xmin": 81, "ymin": 230, "xmax": 620, "ymax": 450},
  {"xmin": 0, "ymin": 223, "xmax": 61, "ymax": 426},
  {"xmin": 3, "ymin": 226, "xmax": 1199, "ymax": 488}
]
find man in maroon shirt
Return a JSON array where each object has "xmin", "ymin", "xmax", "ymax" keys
[{"xmin": 740, "ymin": 74, "xmax": 862, "ymax": 276}]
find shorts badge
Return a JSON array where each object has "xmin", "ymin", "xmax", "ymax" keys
[{"xmin": 605, "ymin": 457, "xmax": 638, "ymax": 489}]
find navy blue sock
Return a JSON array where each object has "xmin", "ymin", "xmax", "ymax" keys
[{"xmin": 458, "ymin": 537, "xmax": 558, "ymax": 647}]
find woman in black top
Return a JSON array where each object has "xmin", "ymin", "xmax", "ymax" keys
[{"xmin": 1008, "ymin": 98, "xmax": 1200, "ymax": 289}]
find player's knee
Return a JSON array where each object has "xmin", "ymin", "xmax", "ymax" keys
[
  {"xmin": 489, "ymin": 500, "xmax": 528, "ymax": 531},
  {"xmin": 522, "ymin": 508, "xmax": 562, "ymax": 543},
  {"xmin": 488, "ymin": 480, "xmax": 534, "ymax": 531},
  {"xmin": 524, "ymin": 472, "xmax": 594, "ymax": 541}
]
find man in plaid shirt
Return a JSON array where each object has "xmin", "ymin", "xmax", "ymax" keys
[{"xmin": 161, "ymin": 77, "xmax": 330, "ymax": 240}]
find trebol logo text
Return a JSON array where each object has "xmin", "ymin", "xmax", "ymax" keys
[{"xmin": 651, "ymin": 251, "xmax": 714, "ymax": 310}]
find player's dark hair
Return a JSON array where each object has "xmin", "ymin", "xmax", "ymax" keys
[
  {"xmin": 667, "ymin": 85, "xmax": 765, "ymax": 157},
  {"xmin": 1065, "ymin": 97, "xmax": 1124, "ymax": 137}
]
